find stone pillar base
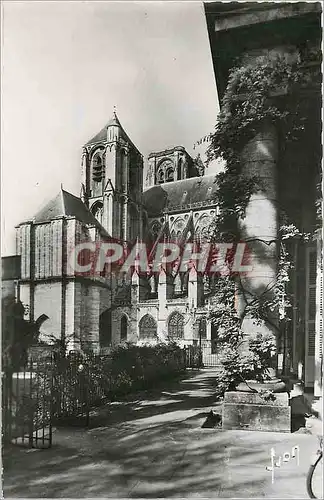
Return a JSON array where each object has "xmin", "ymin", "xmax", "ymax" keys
[{"xmin": 222, "ymin": 391, "xmax": 291, "ymax": 433}]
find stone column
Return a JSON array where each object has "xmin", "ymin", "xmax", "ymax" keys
[
  {"xmin": 130, "ymin": 271, "xmax": 140, "ymax": 341},
  {"xmin": 122, "ymin": 197, "xmax": 129, "ymax": 242},
  {"xmin": 80, "ymin": 148, "xmax": 89, "ymax": 204},
  {"xmin": 188, "ymin": 267, "xmax": 203, "ymax": 309},
  {"xmin": 121, "ymin": 150, "xmax": 129, "ymax": 242},
  {"xmin": 235, "ymin": 121, "xmax": 286, "ymax": 392},
  {"xmin": 157, "ymin": 267, "xmax": 173, "ymax": 338},
  {"xmin": 238, "ymin": 121, "xmax": 279, "ymax": 338},
  {"xmin": 104, "ymin": 192, "xmax": 113, "ymax": 236},
  {"xmin": 84, "ymin": 286, "xmax": 100, "ymax": 354}
]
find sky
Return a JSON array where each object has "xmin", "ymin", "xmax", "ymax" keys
[{"xmin": 1, "ymin": 1, "xmax": 220, "ymax": 256}]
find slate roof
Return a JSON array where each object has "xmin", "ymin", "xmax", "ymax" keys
[
  {"xmin": 142, "ymin": 175, "xmax": 218, "ymax": 217},
  {"xmin": 85, "ymin": 112, "xmax": 141, "ymax": 156},
  {"xmin": 32, "ymin": 189, "xmax": 109, "ymax": 236}
]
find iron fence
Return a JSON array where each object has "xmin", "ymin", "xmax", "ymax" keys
[
  {"xmin": 199, "ymin": 341, "xmax": 221, "ymax": 368},
  {"xmin": 183, "ymin": 345, "xmax": 203, "ymax": 369},
  {"xmin": 52, "ymin": 352, "xmax": 110, "ymax": 424},
  {"xmin": 2, "ymin": 344, "xmax": 196, "ymax": 449},
  {"xmin": 2, "ymin": 357, "xmax": 53, "ymax": 449}
]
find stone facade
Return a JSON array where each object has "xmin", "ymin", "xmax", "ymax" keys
[
  {"xmin": 11, "ymin": 0, "xmax": 322, "ymax": 400},
  {"xmin": 13, "ymin": 112, "xmax": 223, "ymax": 359}
]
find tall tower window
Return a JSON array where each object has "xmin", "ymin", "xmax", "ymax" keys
[
  {"xmin": 91, "ymin": 201, "xmax": 103, "ymax": 225},
  {"xmin": 92, "ymin": 155, "xmax": 103, "ymax": 183}
]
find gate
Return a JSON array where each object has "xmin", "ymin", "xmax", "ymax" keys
[
  {"xmin": 2, "ymin": 357, "xmax": 54, "ymax": 449},
  {"xmin": 183, "ymin": 345, "xmax": 203, "ymax": 369},
  {"xmin": 52, "ymin": 351, "xmax": 109, "ymax": 424},
  {"xmin": 200, "ymin": 341, "xmax": 221, "ymax": 367},
  {"xmin": 183, "ymin": 344, "xmax": 221, "ymax": 368}
]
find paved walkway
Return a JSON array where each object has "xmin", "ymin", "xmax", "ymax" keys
[{"xmin": 3, "ymin": 369, "xmax": 322, "ymax": 498}]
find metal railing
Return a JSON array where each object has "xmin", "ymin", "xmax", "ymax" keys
[{"xmin": 2, "ymin": 357, "xmax": 53, "ymax": 449}]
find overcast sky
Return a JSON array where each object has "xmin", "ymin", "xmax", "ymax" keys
[{"xmin": 1, "ymin": 1, "xmax": 219, "ymax": 255}]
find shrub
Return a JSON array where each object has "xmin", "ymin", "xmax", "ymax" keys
[
  {"xmin": 51, "ymin": 341, "xmax": 185, "ymax": 416},
  {"xmin": 215, "ymin": 332, "xmax": 277, "ymax": 393}
]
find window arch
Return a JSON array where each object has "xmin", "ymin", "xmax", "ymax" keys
[
  {"xmin": 166, "ymin": 168, "xmax": 174, "ymax": 182},
  {"xmin": 157, "ymin": 170, "xmax": 164, "ymax": 184},
  {"xmin": 91, "ymin": 201, "xmax": 103, "ymax": 225},
  {"xmin": 99, "ymin": 309, "xmax": 112, "ymax": 347},
  {"xmin": 168, "ymin": 311, "xmax": 184, "ymax": 339},
  {"xmin": 150, "ymin": 220, "xmax": 162, "ymax": 239},
  {"xmin": 92, "ymin": 154, "xmax": 103, "ymax": 183},
  {"xmin": 156, "ymin": 159, "xmax": 174, "ymax": 185},
  {"xmin": 139, "ymin": 314, "xmax": 157, "ymax": 339},
  {"xmin": 120, "ymin": 315, "xmax": 128, "ymax": 341}
]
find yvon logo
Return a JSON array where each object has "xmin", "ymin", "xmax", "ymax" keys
[{"xmin": 266, "ymin": 445, "xmax": 300, "ymax": 483}]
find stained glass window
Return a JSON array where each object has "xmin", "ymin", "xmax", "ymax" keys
[
  {"xmin": 139, "ymin": 314, "xmax": 157, "ymax": 339},
  {"xmin": 168, "ymin": 312, "xmax": 184, "ymax": 339}
]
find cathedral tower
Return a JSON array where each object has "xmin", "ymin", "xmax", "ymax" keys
[
  {"xmin": 81, "ymin": 112, "xmax": 144, "ymax": 242},
  {"xmin": 145, "ymin": 146, "xmax": 200, "ymax": 190}
]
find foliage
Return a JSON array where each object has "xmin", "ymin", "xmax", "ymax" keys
[
  {"xmin": 4, "ymin": 342, "xmax": 186, "ymax": 436},
  {"xmin": 205, "ymin": 52, "xmax": 313, "ymax": 391},
  {"xmin": 51, "ymin": 341, "xmax": 185, "ymax": 417},
  {"xmin": 209, "ymin": 221, "xmax": 311, "ymax": 392},
  {"xmin": 206, "ymin": 52, "xmax": 308, "ymax": 238},
  {"xmin": 215, "ymin": 332, "xmax": 277, "ymax": 393},
  {"xmin": 208, "ymin": 275, "xmax": 242, "ymax": 344},
  {"xmin": 2, "ymin": 296, "xmax": 40, "ymax": 370}
]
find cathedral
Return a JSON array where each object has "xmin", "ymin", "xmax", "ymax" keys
[
  {"xmin": 15, "ymin": 112, "xmax": 221, "ymax": 361},
  {"xmin": 3, "ymin": 1, "xmax": 321, "ymax": 406}
]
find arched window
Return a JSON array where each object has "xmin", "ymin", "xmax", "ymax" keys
[
  {"xmin": 156, "ymin": 160, "xmax": 174, "ymax": 185},
  {"xmin": 99, "ymin": 309, "xmax": 112, "ymax": 347},
  {"xmin": 157, "ymin": 170, "xmax": 164, "ymax": 184},
  {"xmin": 166, "ymin": 168, "xmax": 174, "ymax": 182},
  {"xmin": 120, "ymin": 315, "xmax": 128, "ymax": 341},
  {"xmin": 91, "ymin": 201, "xmax": 103, "ymax": 225},
  {"xmin": 139, "ymin": 314, "xmax": 157, "ymax": 339},
  {"xmin": 150, "ymin": 220, "xmax": 162, "ymax": 240},
  {"xmin": 92, "ymin": 155, "xmax": 103, "ymax": 183},
  {"xmin": 168, "ymin": 311, "xmax": 184, "ymax": 339}
]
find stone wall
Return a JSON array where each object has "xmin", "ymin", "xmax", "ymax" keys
[{"xmin": 34, "ymin": 282, "xmax": 62, "ymax": 342}]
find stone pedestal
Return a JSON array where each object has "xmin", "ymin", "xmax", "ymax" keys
[{"xmin": 222, "ymin": 391, "xmax": 291, "ymax": 433}]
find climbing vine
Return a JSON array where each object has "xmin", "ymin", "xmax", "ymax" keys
[
  {"xmin": 205, "ymin": 52, "xmax": 318, "ymax": 391},
  {"xmin": 207, "ymin": 52, "xmax": 308, "ymax": 237}
]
